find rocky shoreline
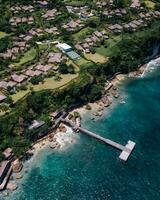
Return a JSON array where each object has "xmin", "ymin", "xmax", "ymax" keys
[
  {"xmin": 71, "ymin": 64, "xmax": 147, "ymax": 121},
  {"xmin": 1, "ymin": 64, "xmax": 147, "ymax": 198},
  {"xmin": 1, "ymin": 124, "xmax": 78, "ymax": 198}
]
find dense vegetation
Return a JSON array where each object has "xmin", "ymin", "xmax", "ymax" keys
[
  {"xmin": 0, "ymin": 0, "xmax": 160, "ymax": 160},
  {"xmin": 0, "ymin": 23, "xmax": 160, "ymax": 160}
]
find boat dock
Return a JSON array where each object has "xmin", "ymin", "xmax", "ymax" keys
[{"xmin": 61, "ymin": 118, "xmax": 136, "ymax": 162}]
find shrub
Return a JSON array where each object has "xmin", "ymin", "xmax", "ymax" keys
[
  {"xmin": 68, "ymin": 113, "xmax": 74, "ymax": 120},
  {"xmin": 30, "ymin": 76, "xmax": 43, "ymax": 85}
]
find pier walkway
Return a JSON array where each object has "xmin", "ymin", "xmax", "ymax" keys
[{"xmin": 61, "ymin": 118, "xmax": 136, "ymax": 162}]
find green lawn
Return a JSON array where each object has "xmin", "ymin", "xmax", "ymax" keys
[
  {"xmin": 73, "ymin": 27, "xmax": 93, "ymax": 41},
  {"xmin": 0, "ymin": 31, "xmax": 7, "ymax": 39},
  {"xmin": 33, "ymin": 74, "xmax": 78, "ymax": 91},
  {"xmin": 38, "ymin": 43, "xmax": 60, "ymax": 52},
  {"xmin": 11, "ymin": 90, "xmax": 30, "ymax": 103},
  {"xmin": 11, "ymin": 74, "xmax": 78, "ymax": 102},
  {"xmin": 14, "ymin": 48, "xmax": 37, "ymax": 68},
  {"xmin": 85, "ymin": 53, "xmax": 108, "ymax": 63},
  {"xmin": 75, "ymin": 57, "xmax": 91, "ymax": 67},
  {"xmin": 145, "ymin": 0, "xmax": 155, "ymax": 9},
  {"xmin": 50, "ymin": 45, "xmax": 60, "ymax": 52},
  {"xmin": 67, "ymin": 60, "xmax": 79, "ymax": 72},
  {"xmin": 96, "ymin": 46, "xmax": 110, "ymax": 57},
  {"xmin": 38, "ymin": 44, "xmax": 48, "ymax": 51},
  {"xmin": 64, "ymin": 0, "xmax": 85, "ymax": 6},
  {"xmin": 96, "ymin": 36, "xmax": 122, "ymax": 57}
]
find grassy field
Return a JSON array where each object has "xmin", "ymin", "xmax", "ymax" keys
[
  {"xmin": 33, "ymin": 74, "xmax": 78, "ymax": 91},
  {"xmin": 50, "ymin": 45, "xmax": 60, "ymax": 52},
  {"xmin": 85, "ymin": 53, "xmax": 108, "ymax": 63},
  {"xmin": 145, "ymin": 0, "xmax": 155, "ymax": 9},
  {"xmin": 14, "ymin": 48, "xmax": 37, "ymax": 68},
  {"xmin": 96, "ymin": 46, "xmax": 110, "ymax": 57},
  {"xmin": 73, "ymin": 27, "xmax": 93, "ymax": 41},
  {"xmin": 11, "ymin": 90, "xmax": 30, "ymax": 103},
  {"xmin": 96, "ymin": 25, "xmax": 160, "ymax": 59},
  {"xmin": 0, "ymin": 31, "xmax": 7, "ymax": 39},
  {"xmin": 38, "ymin": 43, "xmax": 60, "ymax": 53},
  {"xmin": 67, "ymin": 60, "xmax": 80, "ymax": 72},
  {"xmin": 75, "ymin": 57, "xmax": 91, "ymax": 67},
  {"xmin": 96, "ymin": 35, "xmax": 122, "ymax": 57},
  {"xmin": 64, "ymin": 0, "xmax": 85, "ymax": 6},
  {"xmin": 38, "ymin": 44, "xmax": 49, "ymax": 51},
  {"xmin": 11, "ymin": 74, "xmax": 78, "ymax": 102}
]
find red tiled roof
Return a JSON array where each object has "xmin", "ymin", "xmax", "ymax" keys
[
  {"xmin": 35, "ymin": 64, "xmax": 52, "ymax": 72},
  {"xmin": 11, "ymin": 74, "xmax": 27, "ymax": 83},
  {"xmin": 0, "ymin": 94, "xmax": 7, "ymax": 102}
]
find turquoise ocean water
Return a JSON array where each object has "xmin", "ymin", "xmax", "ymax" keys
[{"xmin": 3, "ymin": 60, "xmax": 160, "ymax": 200}]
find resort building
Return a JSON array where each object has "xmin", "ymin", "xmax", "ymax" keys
[
  {"xmin": 66, "ymin": 5, "xmax": 94, "ymax": 20},
  {"xmin": 50, "ymin": 111, "xmax": 62, "ymax": 121},
  {"xmin": 3, "ymin": 148, "xmax": 14, "ymax": 160},
  {"xmin": 35, "ymin": 64, "xmax": 52, "ymax": 73},
  {"xmin": 57, "ymin": 43, "xmax": 72, "ymax": 53},
  {"xmin": 7, "ymin": 81, "xmax": 17, "ymax": 89},
  {"xmin": 29, "ymin": 120, "xmax": 45, "ymax": 130},
  {"xmin": 48, "ymin": 52, "xmax": 62, "ymax": 64},
  {"xmin": 24, "ymin": 69, "xmax": 42, "ymax": 77},
  {"xmin": 11, "ymin": 74, "xmax": 27, "ymax": 85},
  {"xmin": 62, "ymin": 19, "xmax": 84, "ymax": 32},
  {"xmin": 57, "ymin": 43, "xmax": 80, "ymax": 60},
  {"xmin": 10, "ymin": 5, "xmax": 34, "ymax": 13},
  {"xmin": 42, "ymin": 9, "xmax": 59, "ymax": 21},
  {"xmin": 75, "ymin": 30, "xmax": 108, "ymax": 53},
  {"xmin": 9, "ymin": 16, "xmax": 34, "ymax": 26},
  {"xmin": 130, "ymin": 0, "xmax": 140, "ymax": 8},
  {"xmin": 103, "ymin": 8, "xmax": 127, "ymax": 18},
  {"xmin": 0, "ymin": 94, "xmax": 7, "ymax": 103},
  {"xmin": 37, "ymin": 1, "xmax": 49, "ymax": 7},
  {"xmin": 0, "ymin": 81, "xmax": 8, "ymax": 89},
  {"xmin": 44, "ymin": 27, "xmax": 59, "ymax": 35}
]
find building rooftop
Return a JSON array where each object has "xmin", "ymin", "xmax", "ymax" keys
[
  {"xmin": 48, "ymin": 52, "xmax": 62, "ymax": 63},
  {"xmin": 57, "ymin": 43, "xmax": 72, "ymax": 51},
  {"xmin": 35, "ymin": 64, "xmax": 52, "ymax": 72},
  {"xmin": 0, "ymin": 94, "xmax": 7, "ymax": 102},
  {"xmin": 0, "ymin": 81, "xmax": 8, "ymax": 89},
  {"xmin": 29, "ymin": 120, "xmax": 45, "ymax": 130},
  {"xmin": 11, "ymin": 74, "xmax": 27, "ymax": 83},
  {"xmin": 24, "ymin": 69, "xmax": 36, "ymax": 77},
  {"xmin": 3, "ymin": 148, "xmax": 13, "ymax": 159},
  {"xmin": 37, "ymin": 1, "xmax": 48, "ymax": 6},
  {"xmin": 7, "ymin": 81, "xmax": 17, "ymax": 88}
]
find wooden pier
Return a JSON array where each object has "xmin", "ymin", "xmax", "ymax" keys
[{"xmin": 61, "ymin": 118, "xmax": 135, "ymax": 162}]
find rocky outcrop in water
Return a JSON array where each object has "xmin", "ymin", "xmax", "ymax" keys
[{"xmin": 12, "ymin": 159, "xmax": 23, "ymax": 173}]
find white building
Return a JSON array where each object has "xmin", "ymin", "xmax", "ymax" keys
[{"xmin": 57, "ymin": 43, "xmax": 72, "ymax": 53}]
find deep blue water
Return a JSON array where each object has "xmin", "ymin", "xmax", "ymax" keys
[{"xmin": 4, "ymin": 64, "xmax": 160, "ymax": 200}]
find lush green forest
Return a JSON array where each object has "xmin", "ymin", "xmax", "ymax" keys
[
  {"xmin": 0, "ymin": 0, "xmax": 160, "ymax": 161},
  {"xmin": 0, "ymin": 22, "xmax": 160, "ymax": 160}
]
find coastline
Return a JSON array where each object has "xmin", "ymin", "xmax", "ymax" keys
[
  {"xmin": 21, "ymin": 66, "xmax": 141, "ymax": 160},
  {"xmin": 26, "ymin": 124, "xmax": 77, "ymax": 160},
  {"xmin": 72, "ymin": 74, "xmax": 127, "ymax": 117},
  {"xmin": 72, "ymin": 63, "xmax": 147, "ymax": 118},
  {"xmin": 1, "ymin": 63, "xmax": 147, "ymax": 197},
  {"xmin": 5, "ymin": 58, "xmax": 160, "ymax": 200},
  {"xmin": 17, "ymin": 63, "xmax": 148, "ymax": 163},
  {"xmin": 14, "ymin": 69, "xmax": 130, "ymax": 182}
]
